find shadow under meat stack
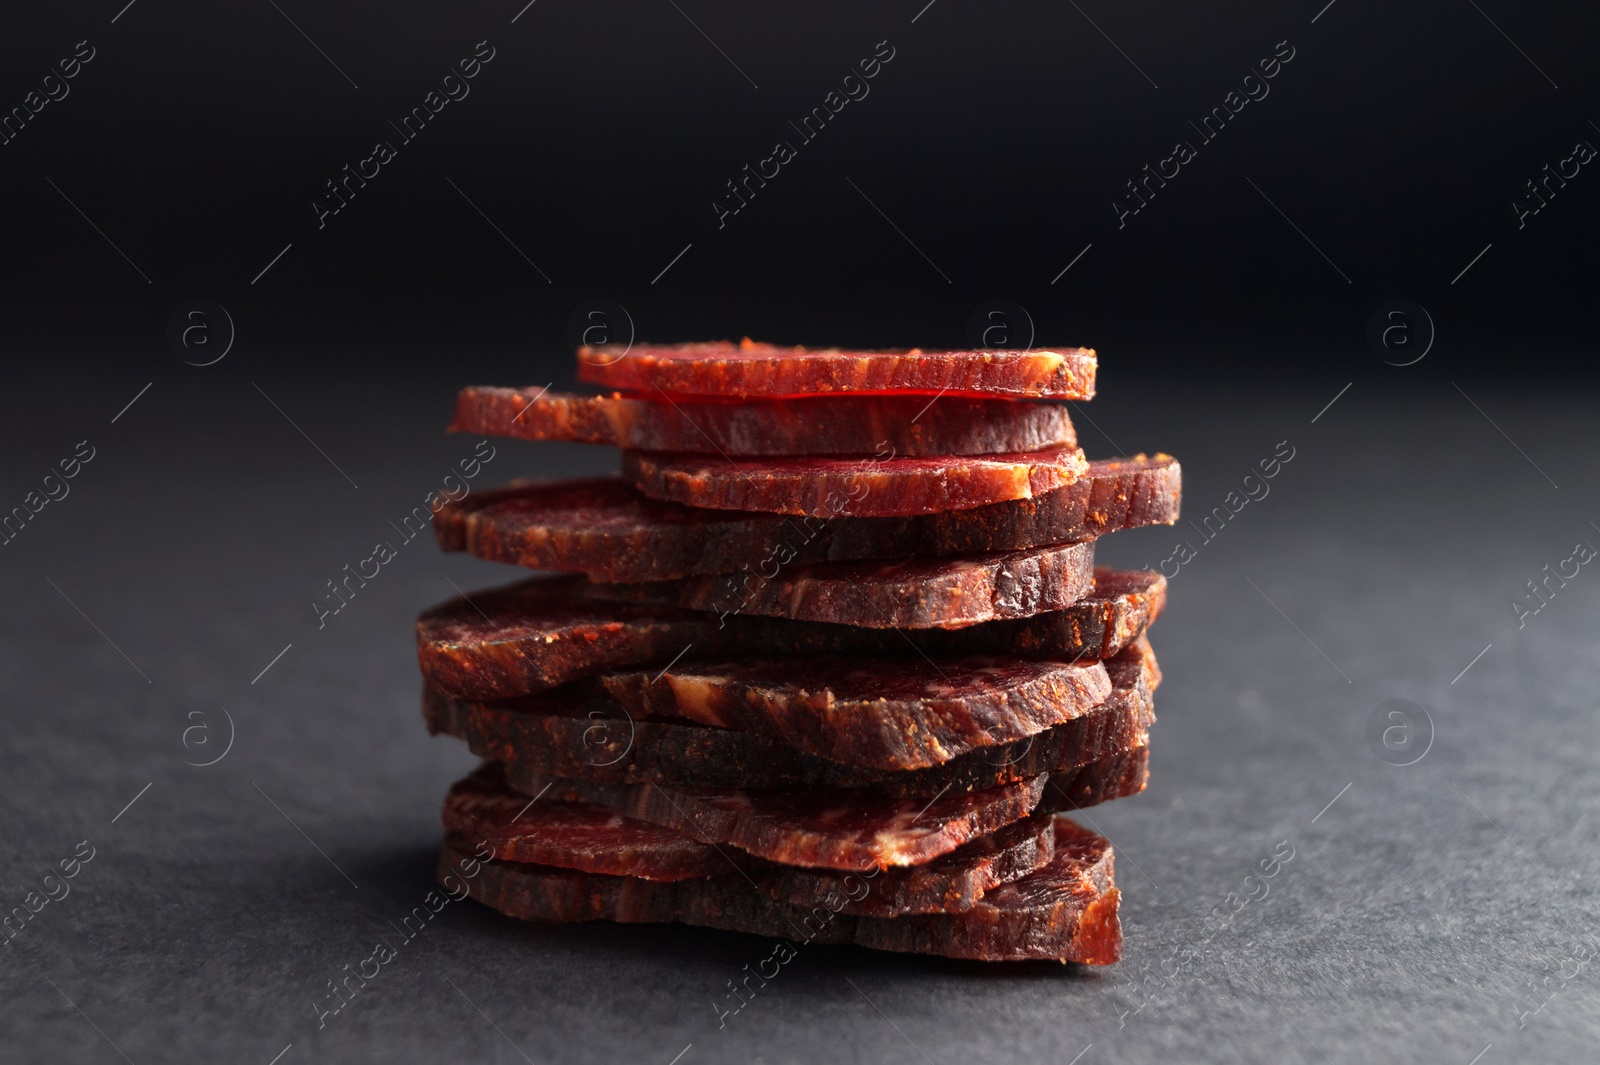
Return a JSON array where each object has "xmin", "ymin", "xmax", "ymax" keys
[{"xmin": 415, "ymin": 339, "xmax": 1182, "ymax": 965}]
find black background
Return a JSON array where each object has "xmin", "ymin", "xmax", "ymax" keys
[{"xmin": 1, "ymin": 0, "xmax": 1596, "ymax": 383}]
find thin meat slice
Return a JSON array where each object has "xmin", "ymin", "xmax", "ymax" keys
[
  {"xmin": 848, "ymin": 818, "xmax": 1122, "ymax": 962},
  {"xmin": 415, "ymin": 577, "xmax": 717, "ymax": 700},
  {"xmin": 442, "ymin": 765, "xmax": 732, "ymax": 880},
  {"xmin": 440, "ymin": 816, "xmax": 1121, "ymax": 963},
  {"xmin": 623, "ymin": 447, "xmax": 1089, "ymax": 517},
  {"xmin": 446, "ymin": 767, "xmax": 1060, "ymax": 917},
  {"xmin": 1040, "ymin": 744, "xmax": 1151, "ymax": 813},
  {"xmin": 435, "ymin": 458, "xmax": 1178, "ymax": 582},
  {"xmin": 574, "ymin": 339, "xmax": 1097, "ymax": 400},
  {"xmin": 450, "ymin": 387, "xmax": 1076, "ymax": 457},
  {"xmin": 499, "ymin": 769, "xmax": 1049, "ymax": 870},
  {"xmin": 1033, "ymin": 569, "xmax": 1166, "ymax": 660},
  {"xmin": 416, "ymin": 567, "xmax": 1158, "ymax": 699},
  {"xmin": 585, "ymin": 541, "xmax": 1097, "ymax": 629},
  {"xmin": 757, "ymin": 815, "xmax": 1058, "ymax": 917},
  {"xmin": 424, "ymin": 639, "xmax": 1159, "ymax": 793},
  {"xmin": 599, "ymin": 654, "xmax": 1112, "ymax": 771}
]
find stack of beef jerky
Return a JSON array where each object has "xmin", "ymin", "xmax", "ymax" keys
[{"xmin": 417, "ymin": 340, "xmax": 1180, "ymax": 964}]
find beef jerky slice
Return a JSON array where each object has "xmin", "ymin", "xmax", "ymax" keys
[
  {"xmin": 451, "ymin": 387, "xmax": 1076, "ymax": 457},
  {"xmin": 417, "ymin": 566, "xmax": 1159, "ymax": 699},
  {"xmin": 711, "ymin": 565, "xmax": 1159, "ymax": 661},
  {"xmin": 1041, "ymin": 744, "xmax": 1151, "ymax": 813},
  {"xmin": 446, "ymin": 766, "xmax": 1059, "ymax": 917},
  {"xmin": 424, "ymin": 638, "xmax": 1159, "ymax": 794},
  {"xmin": 848, "ymin": 818, "xmax": 1121, "ymax": 963},
  {"xmin": 586, "ymin": 541, "xmax": 1097, "ymax": 629},
  {"xmin": 442, "ymin": 765, "xmax": 731, "ymax": 880},
  {"xmin": 623, "ymin": 446, "xmax": 1089, "ymax": 518},
  {"xmin": 755, "ymin": 815, "xmax": 1059, "ymax": 917},
  {"xmin": 575, "ymin": 339, "xmax": 1097, "ymax": 400},
  {"xmin": 599, "ymin": 654, "xmax": 1112, "ymax": 771},
  {"xmin": 432, "ymin": 641, "xmax": 1157, "ymax": 792},
  {"xmin": 440, "ymin": 815, "xmax": 1121, "ymax": 963},
  {"xmin": 414, "ymin": 576, "xmax": 714, "ymax": 700},
  {"xmin": 500, "ymin": 768, "xmax": 1049, "ymax": 869},
  {"xmin": 432, "ymin": 456, "xmax": 1179, "ymax": 581}
]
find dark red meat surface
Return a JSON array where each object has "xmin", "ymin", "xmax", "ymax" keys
[
  {"xmin": 423, "ymin": 638, "xmax": 1159, "ymax": 793},
  {"xmin": 623, "ymin": 447, "xmax": 1089, "ymax": 518},
  {"xmin": 598, "ymin": 654, "xmax": 1111, "ymax": 770},
  {"xmin": 450, "ymin": 387, "xmax": 1076, "ymax": 456},
  {"xmin": 432, "ymin": 457, "xmax": 1180, "ymax": 582},
  {"xmin": 585, "ymin": 540, "xmax": 1096, "ymax": 629},
  {"xmin": 574, "ymin": 339, "xmax": 1097, "ymax": 400},
  {"xmin": 442, "ymin": 765, "xmax": 731, "ymax": 880},
  {"xmin": 446, "ymin": 766, "xmax": 1065, "ymax": 917},
  {"xmin": 441, "ymin": 815, "xmax": 1121, "ymax": 963},
  {"xmin": 498, "ymin": 769, "xmax": 1050, "ymax": 870},
  {"xmin": 416, "ymin": 567, "xmax": 1161, "ymax": 699},
  {"xmin": 754, "ymin": 815, "xmax": 1059, "ymax": 916}
]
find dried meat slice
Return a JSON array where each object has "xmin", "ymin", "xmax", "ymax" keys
[
  {"xmin": 424, "ymin": 639, "xmax": 1158, "ymax": 793},
  {"xmin": 450, "ymin": 387, "xmax": 1076, "ymax": 457},
  {"xmin": 433, "ymin": 456, "xmax": 1179, "ymax": 581},
  {"xmin": 1041, "ymin": 744, "xmax": 1151, "ymax": 812},
  {"xmin": 414, "ymin": 576, "xmax": 713, "ymax": 700},
  {"xmin": 586, "ymin": 541, "xmax": 1097, "ymax": 629},
  {"xmin": 1033, "ymin": 569, "xmax": 1166, "ymax": 661},
  {"xmin": 847, "ymin": 818, "xmax": 1121, "ymax": 962},
  {"xmin": 575, "ymin": 339, "xmax": 1097, "ymax": 400},
  {"xmin": 1111, "ymin": 633, "xmax": 1160, "ymax": 694},
  {"xmin": 623, "ymin": 447, "xmax": 1089, "ymax": 517},
  {"xmin": 755, "ymin": 815, "xmax": 1058, "ymax": 916},
  {"xmin": 442, "ymin": 765, "xmax": 733, "ymax": 880},
  {"xmin": 445, "ymin": 766, "xmax": 1060, "ymax": 917},
  {"xmin": 440, "ymin": 815, "xmax": 1121, "ymax": 963},
  {"xmin": 598, "ymin": 654, "xmax": 1112, "ymax": 770},
  {"xmin": 499, "ymin": 769, "xmax": 1049, "ymax": 870},
  {"xmin": 416, "ymin": 567, "xmax": 1158, "ymax": 699}
]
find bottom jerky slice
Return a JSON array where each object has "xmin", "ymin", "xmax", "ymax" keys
[
  {"xmin": 424, "ymin": 637, "xmax": 1160, "ymax": 795},
  {"xmin": 442, "ymin": 816, "xmax": 1121, "ymax": 964},
  {"xmin": 446, "ymin": 765, "xmax": 1060, "ymax": 916},
  {"xmin": 501, "ymin": 768, "xmax": 1049, "ymax": 870}
]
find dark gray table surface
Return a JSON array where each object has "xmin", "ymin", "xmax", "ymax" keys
[{"xmin": 3, "ymin": 367, "xmax": 1596, "ymax": 1064}]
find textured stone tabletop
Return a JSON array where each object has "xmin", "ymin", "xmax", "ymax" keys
[{"xmin": 2, "ymin": 369, "xmax": 1596, "ymax": 1064}]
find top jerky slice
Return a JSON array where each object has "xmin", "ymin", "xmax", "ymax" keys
[
  {"xmin": 450, "ymin": 387, "xmax": 1076, "ymax": 457},
  {"xmin": 447, "ymin": 763, "xmax": 1061, "ymax": 916},
  {"xmin": 576, "ymin": 339, "xmax": 1097, "ymax": 399},
  {"xmin": 434, "ymin": 455, "xmax": 1180, "ymax": 582}
]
